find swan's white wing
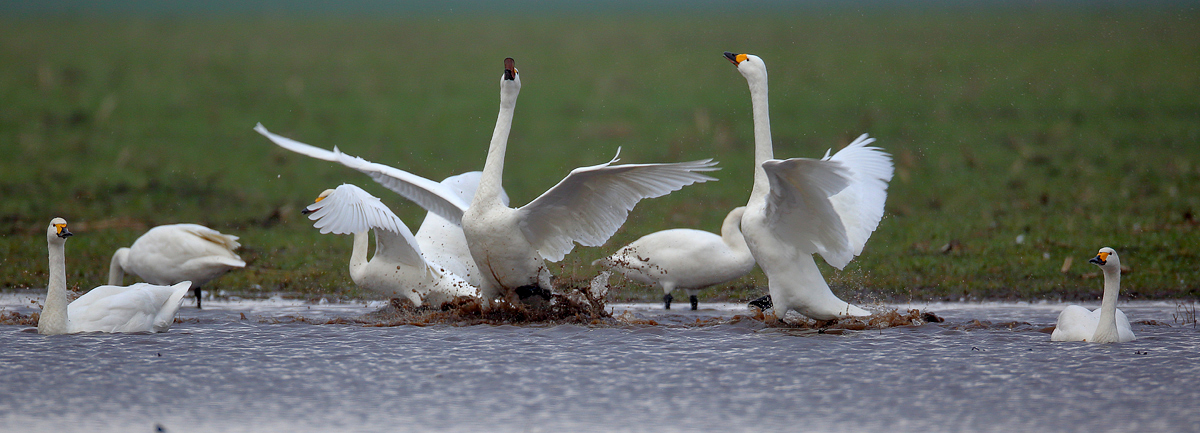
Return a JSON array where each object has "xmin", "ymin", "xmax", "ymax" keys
[
  {"xmin": 824, "ymin": 134, "xmax": 894, "ymax": 267},
  {"xmin": 438, "ymin": 171, "xmax": 510, "ymax": 206},
  {"xmin": 761, "ymin": 157, "xmax": 852, "ymax": 266},
  {"xmin": 518, "ymin": 150, "xmax": 719, "ymax": 262},
  {"xmin": 254, "ymin": 123, "xmax": 468, "ymax": 225},
  {"xmin": 306, "ymin": 184, "xmax": 425, "ymax": 267}
]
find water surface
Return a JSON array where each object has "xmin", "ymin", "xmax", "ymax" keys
[{"xmin": 2, "ymin": 296, "xmax": 1197, "ymax": 433}]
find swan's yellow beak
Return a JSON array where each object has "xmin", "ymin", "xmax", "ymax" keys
[
  {"xmin": 723, "ymin": 52, "xmax": 747, "ymax": 65},
  {"xmin": 503, "ymin": 57, "xmax": 516, "ymax": 81},
  {"xmin": 55, "ymin": 223, "xmax": 73, "ymax": 238},
  {"xmin": 1089, "ymin": 251, "xmax": 1109, "ymax": 266}
]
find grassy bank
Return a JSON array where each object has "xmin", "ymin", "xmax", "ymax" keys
[{"xmin": 1, "ymin": 6, "xmax": 1198, "ymax": 303}]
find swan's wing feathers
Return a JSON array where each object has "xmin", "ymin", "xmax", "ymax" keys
[
  {"xmin": 762, "ymin": 157, "xmax": 853, "ymax": 267},
  {"xmin": 254, "ymin": 123, "xmax": 339, "ymax": 161},
  {"xmin": 825, "ymin": 134, "xmax": 894, "ymax": 261},
  {"xmin": 306, "ymin": 184, "xmax": 425, "ymax": 266},
  {"xmin": 255, "ymin": 123, "xmax": 468, "ymax": 225},
  {"xmin": 518, "ymin": 157, "xmax": 719, "ymax": 262},
  {"xmin": 175, "ymin": 224, "xmax": 242, "ymax": 251}
]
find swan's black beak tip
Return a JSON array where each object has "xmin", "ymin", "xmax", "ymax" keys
[
  {"xmin": 301, "ymin": 208, "xmax": 314, "ymax": 215},
  {"xmin": 723, "ymin": 52, "xmax": 739, "ymax": 64},
  {"xmin": 503, "ymin": 57, "xmax": 516, "ymax": 81},
  {"xmin": 1088, "ymin": 255, "xmax": 1105, "ymax": 266},
  {"xmin": 58, "ymin": 229, "xmax": 73, "ymax": 239}
]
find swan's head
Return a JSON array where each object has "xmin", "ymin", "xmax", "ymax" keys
[
  {"xmin": 724, "ymin": 52, "xmax": 768, "ymax": 83},
  {"xmin": 302, "ymin": 188, "xmax": 336, "ymax": 215},
  {"xmin": 47, "ymin": 217, "xmax": 73, "ymax": 242},
  {"xmin": 501, "ymin": 57, "xmax": 521, "ymax": 104},
  {"xmin": 1088, "ymin": 247, "xmax": 1120, "ymax": 269}
]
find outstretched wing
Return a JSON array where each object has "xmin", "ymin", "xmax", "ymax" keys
[
  {"xmin": 306, "ymin": 184, "xmax": 425, "ymax": 267},
  {"xmin": 761, "ymin": 157, "xmax": 852, "ymax": 266},
  {"xmin": 518, "ymin": 149, "xmax": 719, "ymax": 262},
  {"xmin": 824, "ymin": 134, "xmax": 894, "ymax": 268},
  {"xmin": 254, "ymin": 123, "xmax": 468, "ymax": 225}
]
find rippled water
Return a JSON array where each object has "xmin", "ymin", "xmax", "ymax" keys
[{"xmin": 2, "ymin": 295, "xmax": 1198, "ymax": 433}]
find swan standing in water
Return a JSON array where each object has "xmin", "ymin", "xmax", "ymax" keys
[
  {"xmin": 252, "ymin": 129, "xmax": 509, "ymax": 289},
  {"xmin": 109, "ymin": 224, "xmax": 245, "ymax": 309},
  {"xmin": 304, "ymin": 184, "xmax": 478, "ymax": 307},
  {"xmin": 461, "ymin": 57, "xmax": 719, "ymax": 305},
  {"xmin": 593, "ymin": 207, "xmax": 755, "ymax": 310},
  {"xmin": 39, "ymin": 218, "xmax": 193, "ymax": 335},
  {"xmin": 1051, "ymin": 247, "xmax": 1136, "ymax": 343},
  {"xmin": 725, "ymin": 52, "xmax": 894, "ymax": 321}
]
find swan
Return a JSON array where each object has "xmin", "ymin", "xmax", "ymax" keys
[
  {"xmin": 1051, "ymin": 247, "xmax": 1136, "ymax": 343},
  {"xmin": 460, "ymin": 57, "xmax": 719, "ymax": 305},
  {"xmin": 38, "ymin": 218, "xmax": 193, "ymax": 335},
  {"xmin": 109, "ymin": 224, "xmax": 245, "ymax": 309},
  {"xmin": 725, "ymin": 52, "xmax": 894, "ymax": 321},
  {"xmin": 413, "ymin": 172, "xmax": 509, "ymax": 288},
  {"xmin": 593, "ymin": 207, "xmax": 755, "ymax": 310},
  {"xmin": 253, "ymin": 132, "xmax": 510, "ymax": 289},
  {"xmin": 304, "ymin": 184, "xmax": 478, "ymax": 307}
]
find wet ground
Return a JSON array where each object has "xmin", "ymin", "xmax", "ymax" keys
[{"xmin": 1, "ymin": 295, "xmax": 1197, "ymax": 433}]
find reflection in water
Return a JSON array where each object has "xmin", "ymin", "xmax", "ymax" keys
[{"xmin": 1, "ymin": 296, "xmax": 1198, "ymax": 433}]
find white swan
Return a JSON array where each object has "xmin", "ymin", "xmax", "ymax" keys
[
  {"xmin": 414, "ymin": 172, "xmax": 509, "ymax": 288},
  {"xmin": 593, "ymin": 207, "xmax": 755, "ymax": 310},
  {"xmin": 460, "ymin": 57, "xmax": 719, "ymax": 304},
  {"xmin": 39, "ymin": 218, "xmax": 193, "ymax": 335},
  {"xmin": 304, "ymin": 184, "xmax": 478, "ymax": 307},
  {"xmin": 1051, "ymin": 247, "xmax": 1136, "ymax": 343},
  {"xmin": 253, "ymin": 131, "xmax": 509, "ymax": 289},
  {"xmin": 725, "ymin": 52, "xmax": 894, "ymax": 320},
  {"xmin": 109, "ymin": 224, "xmax": 245, "ymax": 309}
]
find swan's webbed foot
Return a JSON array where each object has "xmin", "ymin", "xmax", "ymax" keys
[
  {"xmin": 689, "ymin": 295, "xmax": 698, "ymax": 311},
  {"xmin": 748, "ymin": 295, "xmax": 772, "ymax": 311},
  {"xmin": 663, "ymin": 293, "xmax": 673, "ymax": 310}
]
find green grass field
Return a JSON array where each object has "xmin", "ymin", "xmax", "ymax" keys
[{"xmin": 2, "ymin": 6, "xmax": 1198, "ymax": 303}]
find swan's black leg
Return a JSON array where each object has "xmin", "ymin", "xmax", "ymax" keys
[
  {"xmin": 194, "ymin": 286, "xmax": 203, "ymax": 309},
  {"xmin": 663, "ymin": 293, "xmax": 673, "ymax": 310},
  {"xmin": 690, "ymin": 295, "xmax": 698, "ymax": 311},
  {"xmin": 748, "ymin": 295, "xmax": 772, "ymax": 311}
]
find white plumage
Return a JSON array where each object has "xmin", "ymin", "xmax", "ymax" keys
[
  {"xmin": 725, "ymin": 52, "xmax": 894, "ymax": 320},
  {"xmin": 594, "ymin": 207, "xmax": 755, "ymax": 310},
  {"xmin": 108, "ymin": 223, "xmax": 245, "ymax": 308},
  {"xmin": 304, "ymin": 184, "xmax": 478, "ymax": 307},
  {"xmin": 461, "ymin": 58, "xmax": 719, "ymax": 303},
  {"xmin": 39, "ymin": 218, "xmax": 192, "ymax": 335},
  {"xmin": 1052, "ymin": 247, "xmax": 1136, "ymax": 343}
]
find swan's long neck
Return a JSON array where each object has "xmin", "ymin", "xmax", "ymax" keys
[
  {"xmin": 108, "ymin": 248, "xmax": 128, "ymax": 286},
  {"xmin": 39, "ymin": 239, "xmax": 69, "ymax": 335},
  {"xmin": 1092, "ymin": 265, "xmax": 1122, "ymax": 343},
  {"xmin": 720, "ymin": 211, "xmax": 750, "ymax": 254},
  {"xmin": 475, "ymin": 91, "xmax": 517, "ymax": 207},
  {"xmin": 347, "ymin": 231, "xmax": 370, "ymax": 285},
  {"xmin": 746, "ymin": 75, "xmax": 774, "ymax": 200}
]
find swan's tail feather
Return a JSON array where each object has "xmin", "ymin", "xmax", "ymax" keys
[{"xmin": 153, "ymin": 281, "xmax": 193, "ymax": 332}]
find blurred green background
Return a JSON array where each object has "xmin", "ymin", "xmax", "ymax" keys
[{"xmin": 1, "ymin": 2, "xmax": 1197, "ymax": 303}]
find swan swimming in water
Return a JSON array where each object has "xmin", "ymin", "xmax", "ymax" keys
[
  {"xmin": 108, "ymin": 223, "xmax": 245, "ymax": 309},
  {"xmin": 460, "ymin": 57, "xmax": 719, "ymax": 305},
  {"xmin": 1051, "ymin": 247, "xmax": 1136, "ymax": 343},
  {"xmin": 725, "ymin": 52, "xmax": 894, "ymax": 321},
  {"xmin": 303, "ymin": 184, "xmax": 479, "ymax": 308},
  {"xmin": 39, "ymin": 218, "xmax": 193, "ymax": 335},
  {"xmin": 252, "ymin": 131, "xmax": 509, "ymax": 289},
  {"xmin": 593, "ymin": 207, "xmax": 755, "ymax": 310}
]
